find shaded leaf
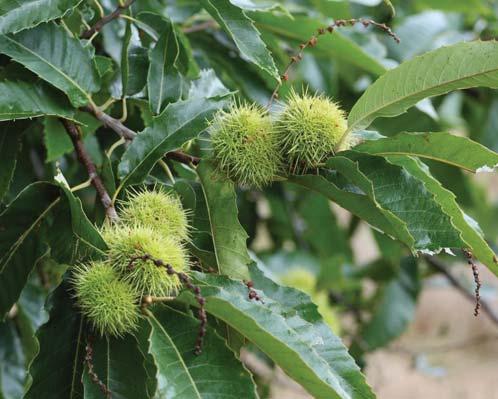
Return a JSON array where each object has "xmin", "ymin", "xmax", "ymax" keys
[
  {"xmin": 82, "ymin": 334, "xmax": 150, "ymax": 399},
  {"xmin": 197, "ymin": 162, "xmax": 250, "ymax": 280},
  {"xmin": 0, "ymin": 80, "xmax": 75, "ymax": 121},
  {"xmin": 200, "ymin": 0, "xmax": 279, "ymax": 81},
  {"xmin": 0, "ymin": 122, "xmax": 22, "ymax": 202},
  {"xmin": 43, "ymin": 117, "xmax": 73, "ymax": 162},
  {"xmin": 54, "ymin": 172, "xmax": 107, "ymax": 254},
  {"xmin": 147, "ymin": 306, "xmax": 257, "ymax": 399},
  {"xmin": 0, "ymin": 23, "xmax": 101, "ymax": 107},
  {"xmin": 355, "ymin": 131, "xmax": 498, "ymax": 173},
  {"xmin": 353, "ymin": 257, "xmax": 419, "ymax": 353},
  {"xmin": 348, "ymin": 41, "xmax": 498, "ymax": 132},
  {"xmin": 24, "ymin": 281, "xmax": 85, "ymax": 399},
  {"xmin": 148, "ymin": 20, "xmax": 183, "ymax": 114},
  {"xmin": 135, "ymin": 12, "xmax": 199, "ymax": 78},
  {"xmin": 0, "ymin": 0, "xmax": 84, "ymax": 34},
  {"xmin": 0, "ymin": 182, "xmax": 58, "ymax": 317}
]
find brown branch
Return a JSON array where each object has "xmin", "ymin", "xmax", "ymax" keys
[
  {"xmin": 165, "ymin": 151, "xmax": 200, "ymax": 166},
  {"xmin": 81, "ymin": 0, "xmax": 135, "ymax": 39},
  {"xmin": 84, "ymin": 105, "xmax": 136, "ymax": 141},
  {"xmin": 60, "ymin": 119, "xmax": 118, "ymax": 222},
  {"xmin": 83, "ymin": 105, "xmax": 200, "ymax": 166},
  {"xmin": 424, "ymin": 255, "xmax": 498, "ymax": 326}
]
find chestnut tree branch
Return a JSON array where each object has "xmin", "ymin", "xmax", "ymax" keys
[
  {"xmin": 81, "ymin": 0, "xmax": 135, "ymax": 39},
  {"xmin": 83, "ymin": 104, "xmax": 199, "ymax": 166},
  {"xmin": 60, "ymin": 118, "xmax": 119, "ymax": 222}
]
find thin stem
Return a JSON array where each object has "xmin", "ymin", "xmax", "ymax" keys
[
  {"xmin": 60, "ymin": 119, "xmax": 119, "ymax": 222},
  {"xmin": 99, "ymin": 97, "xmax": 116, "ymax": 112},
  {"xmin": 106, "ymin": 137, "xmax": 126, "ymax": 158},
  {"xmin": 70, "ymin": 179, "xmax": 92, "ymax": 192},
  {"xmin": 119, "ymin": 97, "xmax": 128, "ymax": 122},
  {"xmin": 92, "ymin": 0, "xmax": 105, "ymax": 18},
  {"xmin": 159, "ymin": 160, "xmax": 176, "ymax": 184},
  {"xmin": 119, "ymin": 14, "xmax": 141, "ymax": 25}
]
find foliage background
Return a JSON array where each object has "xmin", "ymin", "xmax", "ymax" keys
[{"xmin": 1, "ymin": 0, "xmax": 498, "ymax": 398}]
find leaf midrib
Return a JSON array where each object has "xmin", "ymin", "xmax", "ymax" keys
[{"xmin": 149, "ymin": 312, "xmax": 202, "ymax": 399}]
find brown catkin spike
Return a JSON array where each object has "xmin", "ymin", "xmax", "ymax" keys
[
  {"xmin": 128, "ymin": 255, "xmax": 207, "ymax": 355},
  {"xmin": 268, "ymin": 18, "xmax": 400, "ymax": 107},
  {"xmin": 85, "ymin": 335, "xmax": 111, "ymax": 398},
  {"xmin": 463, "ymin": 249, "xmax": 481, "ymax": 316}
]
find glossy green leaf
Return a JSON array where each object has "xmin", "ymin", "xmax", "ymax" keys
[
  {"xmin": 0, "ymin": 182, "xmax": 58, "ymax": 317},
  {"xmin": 147, "ymin": 306, "xmax": 257, "ymax": 399},
  {"xmin": 0, "ymin": 81, "xmax": 75, "ymax": 121},
  {"xmin": 135, "ymin": 12, "xmax": 199, "ymax": 78},
  {"xmin": 387, "ymin": 155, "xmax": 498, "ymax": 276},
  {"xmin": 0, "ymin": 0, "xmax": 84, "ymax": 34},
  {"xmin": 355, "ymin": 132, "xmax": 498, "ymax": 173},
  {"xmin": 148, "ymin": 21, "xmax": 183, "ymax": 114},
  {"xmin": 174, "ymin": 181, "xmax": 217, "ymax": 270},
  {"xmin": 54, "ymin": 172, "xmax": 107, "ymax": 254},
  {"xmin": 200, "ymin": 0, "xmax": 279, "ymax": 81},
  {"xmin": 25, "ymin": 282, "xmax": 85, "ymax": 399},
  {"xmin": 197, "ymin": 162, "xmax": 250, "ymax": 280},
  {"xmin": 348, "ymin": 41, "xmax": 498, "ymax": 132},
  {"xmin": 118, "ymin": 96, "xmax": 227, "ymax": 188},
  {"xmin": 178, "ymin": 270, "xmax": 374, "ymax": 399},
  {"xmin": 0, "ymin": 23, "xmax": 101, "ymax": 107},
  {"xmin": 0, "ymin": 123, "xmax": 22, "ymax": 202},
  {"xmin": 289, "ymin": 174, "xmax": 414, "ymax": 248},
  {"xmin": 82, "ymin": 334, "xmax": 150, "ymax": 399},
  {"xmin": 252, "ymin": 13, "xmax": 386, "ymax": 76},
  {"xmin": 331, "ymin": 153, "xmax": 463, "ymax": 252},
  {"xmin": 248, "ymin": 263, "xmax": 374, "ymax": 397}
]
